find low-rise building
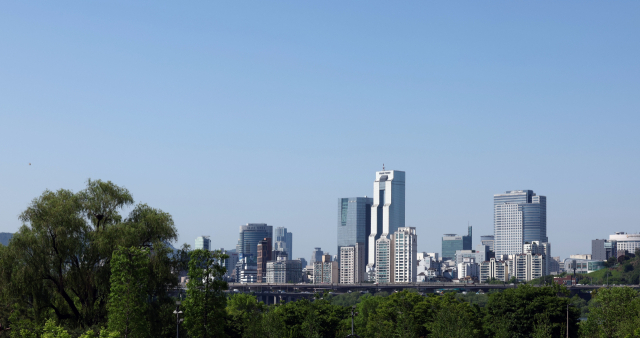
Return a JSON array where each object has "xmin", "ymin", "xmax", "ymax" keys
[
  {"xmin": 313, "ymin": 254, "xmax": 338, "ymax": 284},
  {"xmin": 266, "ymin": 257, "xmax": 302, "ymax": 283},
  {"xmin": 480, "ymin": 258, "xmax": 509, "ymax": 282},
  {"xmin": 457, "ymin": 257, "xmax": 479, "ymax": 278},
  {"xmin": 563, "ymin": 258, "xmax": 605, "ymax": 274}
]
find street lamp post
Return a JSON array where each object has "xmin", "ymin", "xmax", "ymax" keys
[
  {"xmin": 173, "ymin": 301, "xmax": 184, "ymax": 338},
  {"xmin": 346, "ymin": 305, "xmax": 359, "ymax": 338}
]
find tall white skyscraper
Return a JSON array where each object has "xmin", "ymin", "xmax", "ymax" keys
[
  {"xmin": 494, "ymin": 190, "xmax": 547, "ymax": 257},
  {"xmin": 368, "ymin": 170, "xmax": 405, "ymax": 270}
]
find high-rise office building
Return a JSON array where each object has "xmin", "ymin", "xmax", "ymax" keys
[
  {"xmin": 494, "ymin": 190, "xmax": 547, "ymax": 257},
  {"xmin": 338, "ymin": 197, "xmax": 373, "ymax": 268},
  {"xmin": 257, "ymin": 237, "xmax": 272, "ymax": 283},
  {"xmin": 274, "ymin": 227, "xmax": 293, "ymax": 260},
  {"xmin": 592, "ymin": 239, "xmax": 618, "ymax": 261},
  {"xmin": 368, "ymin": 170, "xmax": 405, "ymax": 270},
  {"xmin": 441, "ymin": 226, "xmax": 472, "ymax": 261},
  {"xmin": 195, "ymin": 236, "xmax": 211, "ymax": 251},
  {"xmin": 481, "ymin": 235, "xmax": 494, "ymax": 252},
  {"xmin": 311, "ymin": 247, "xmax": 324, "ymax": 265},
  {"xmin": 220, "ymin": 248, "xmax": 239, "ymax": 280},
  {"xmin": 236, "ymin": 223, "xmax": 273, "ymax": 262},
  {"xmin": 340, "ymin": 243, "xmax": 365, "ymax": 284}
]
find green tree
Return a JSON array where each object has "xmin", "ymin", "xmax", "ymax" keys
[
  {"xmin": 225, "ymin": 293, "xmax": 265, "ymax": 337},
  {"xmin": 483, "ymin": 284, "xmax": 579, "ymax": 338},
  {"xmin": 184, "ymin": 249, "xmax": 229, "ymax": 338},
  {"xmin": 581, "ymin": 287, "xmax": 640, "ymax": 338},
  {"xmin": 107, "ymin": 246, "xmax": 150, "ymax": 338},
  {"xmin": 0, "ymin": 180, "xmax": 180, "ymax": 333},
  {"xmin": 427, "ymin": 295, "xmax": 483, "ymax": 338}
]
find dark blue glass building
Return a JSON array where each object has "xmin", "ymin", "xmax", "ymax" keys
[{"xmin": 337, "ymin": 197, "xmax": 373, "ymax": 265}]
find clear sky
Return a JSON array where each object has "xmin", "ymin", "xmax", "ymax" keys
[{"xmin": 1, "ymin": 1, "xmax": 639, "ymax": 261}]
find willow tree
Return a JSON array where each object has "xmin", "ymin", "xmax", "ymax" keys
[{"xmin": 1, "ymin": 179, "xmax": 181, "ymax": 333}]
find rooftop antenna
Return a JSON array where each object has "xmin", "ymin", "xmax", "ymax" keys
[{"xmin": 383, "ymin": 163, "xmax": 385, "ymax": 170}]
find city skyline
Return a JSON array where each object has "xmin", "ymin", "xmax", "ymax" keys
[{"xmin": 1, "ymin": 1, "xmax": 639, "ymax": 261}]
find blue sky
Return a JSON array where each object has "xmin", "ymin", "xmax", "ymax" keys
[{"xmin": 1, "ymin": 1, "xmax": 639, "ymax": 260}]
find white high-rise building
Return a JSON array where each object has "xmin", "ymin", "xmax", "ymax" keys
[
  {"xmin": 494, "ymin": 190, "xmax": 547, "ymax": 258},
  {"xmin": 392, "ymin": 227, "xmax": 417, "ymax": 283},
  {"xmin": 339, "ymin": 243, "xmax": 365, "ymax": 284},
  {"xmin": 375, "ymin": 237, "xmax": 392, "ymax": 283},
  {"xmin": 368, "ymin": 169, "xmax": 405, "ymax": 272}
]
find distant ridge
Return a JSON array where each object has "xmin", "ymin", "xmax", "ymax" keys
[{"xmin": 0, "ymin": 233, "xmax": 13, "ymax": 246}]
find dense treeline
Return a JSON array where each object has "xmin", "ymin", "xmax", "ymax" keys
[{"xmin": 2, "ymin": 181, "xmax": 640, "ymax": 337}]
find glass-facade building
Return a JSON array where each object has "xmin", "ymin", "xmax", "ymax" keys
[
  {"xmin": 195, "ymin": 236, "xmax": 211, "ymax": 251},
  {"xmin": 337, "ymin": 197, "xmax": 373, "ymax": 266},
  {"xmin": 236, "ymin": 223, "xmax": 273, "ymax": 264},
  {"xmin": 494, "ymin": 190, "xmax": 547, "ymax": 257},
  {"xmin": 481, "ymin": 235, "xmax": 494, "ymax": 252},
  {"xmin": 369, "ymin": 170, "xmax": 405, "ymax": 269},
  {"xmin": 441, "ymin": 226, "xmax": 472, "ymax": 261},
  {"xmin": 274, "ymin": 227, "xmax": 293, "ymax": 259}
]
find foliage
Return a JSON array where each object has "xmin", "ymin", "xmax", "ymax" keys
[
  {"xmin": 581, "ymin": 287, "xmax": 640, "ymax": 338},
  {"xmin": 184, "ymin": 249, "xmax": 229, "ymax": 338},
  {"xmin": 225, "ymin": 293, "xmax": 265, "ymax": 337},
  {"xmin": 483, "ymin": 284, "xmax": 579, "ymax": 338},
  {"xmin": 107, "ymin": 246, "xmax": 150, "ymax": 338},
  {"xmin": 0, "ymin": 180, "xmax": 181, "ymax": 335}
]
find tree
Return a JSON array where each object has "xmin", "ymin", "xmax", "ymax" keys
[
  {"xmin": 107, "ymin": 246, "xmax": 150, "ymax": 338},
  {"xmin": 483, "ymin": 284, "xmax": 579, "ymax": 338},
  {"xmin": 427, "ymin": 295, "xmax": 483, "ymax": 338},
  {"xmin": 581, "ymin": 287, "xmax": 640, "ymax": 338},
  {"xmin": 1, "ymin": 179, "xmax": 180, "ymax": 333},
  {"xmin": 184, "ymin": 249, "xmax": 229, "ymax": 338},
  {"xmin": 225, "ymin": 293, "xmax": 265, "ymax": 337}
]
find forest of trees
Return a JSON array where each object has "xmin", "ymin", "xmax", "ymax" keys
[{"xmin": 2, "ymin": 180, "xmax": 640, "ymax": 338}]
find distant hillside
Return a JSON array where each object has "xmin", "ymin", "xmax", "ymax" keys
[{"xmin": 0, "ymin": 233, "xmax": 13, "ymax": 246}]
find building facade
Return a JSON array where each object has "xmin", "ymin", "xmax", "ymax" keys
[
  {"xmin": 458, "ymin": 257, "xmax": 479, "ymax": 279},
  {"xmin": 563, "ymin": 258, "xmax": 605, "ymax": 274},
  {"xmin": 481, "ymin": 235, "xmax": 495, "ymax": 252},
  {"xmin": 393, "ymin": 227, "xmax": 417, "ymax": 283},
  {"xmin": 337, "ymin": 197, "xmax": 373, "ymax": 268},
  {"xmin": 442, "ymin": 226, "xmax": 472, "ymax": 261},
  {"xmin": 195, "ymin": 236, "xmax": 211, "ymax": 251},
  {"xmin": 340, "ymin": 243, "xmax": 365, "ymax": 284},
  {"xmin": 592, "ymin": 239, "xmax": 618, "ymax": 261},
  {"xmin": 479, "ymin": 258, "xmax": 509, "ymax": 282},
  {"xmin": 221, "ymin": 248, "xmax": 239, "ymax": 280},
  {"xmin": 236, "ymin": 223, "xmax": 273, "ymax": 261},
  {"xmin": 257, "ymin": 237, "xmax": 272, "ymax": 283},
  {"xmin": 494, "ymin": 190, "xmax": 547, "ymax": 257},
  {"xmin": 375, "ymin": 237, "xmax": 392, "ymax": 283},
  {"xmin": 274, "ymin": 227, "xmax": 293, "ymax": 260},
  {"xmin": 313, "ymin": 254, "xmax": 339, "ymax": 284},
  {"xmin": 311, "ymin": 247, "xmax": 324, "ymax": 265},
  {"xmin": 368, "ymin": 170, "xmax": 405, "ymax": 271},
  {"xmin": 608, "ymin": 233, "xmax": 640, "ymax": 255},
  {"xmin": 266, "ymin": 258, "xmax": 303, "ymax": 283}
]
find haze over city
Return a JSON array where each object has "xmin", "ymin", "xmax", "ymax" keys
[{"xmin": 1, "ymin": 1, "xmax": 639, "ymax": 261}]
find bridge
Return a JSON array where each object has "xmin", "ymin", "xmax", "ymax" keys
[{"xmin": 224, "ymin": 282, "xmax": 637, "ymax": 305}]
